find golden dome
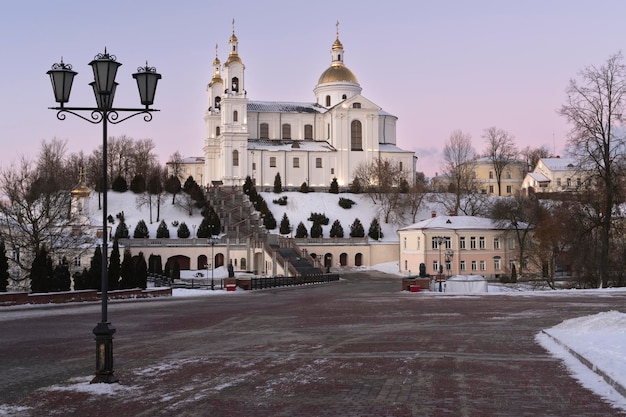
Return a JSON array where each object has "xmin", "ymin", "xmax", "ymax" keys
[
  {"xmin": 71, "ymin": 168, "xmax": 91, "ymax": 198},
  {"xmin": 332, "ymin": 38, "xmax": 343, "ymax": 51},
  {"xmin": 71, "ymin": 182, "xmax": 90, "ymax": 198},
  {"xmin": 318, "ymin": 63, "xmax": 359, "ymax": 84},
  {"xmin": 224, "ymin": 54, "xmax": 242, "ymax": 66}
]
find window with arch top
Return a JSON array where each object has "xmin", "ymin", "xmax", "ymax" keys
[
  {"xmin": 304, "ymin": 124, "xmax": 313, "ymax": 140},
  {"xmin": 232, "ymin": 150, "xmax": 239, "ymax": 167},
  {"xmin": 260, "ymin": 123, "xmax": 269, "ymax": 139},
  {"xmin": 351, "ymin": 120, "xmax": 363, "ymax": 151},
  {"xmin": 325, "ymin": 95, "xmax": 331, "ymax": 107},
  {"xmin": 231, "ymin": 77, "xmax": 239, "ymax": 92},
  {"xmin": 233, "ymin": 110, "xmax": 238, "ymax": 122},
  {"xmin": 215, "ymin": 126, "xmax": 220, "ymax": 137},
  {"xmin": 282, "ymin": 124, "xmax": 291, "ymax": 139}
]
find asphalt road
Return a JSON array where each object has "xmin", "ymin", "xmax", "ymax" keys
[{"xmin": 1, "ymin": 272, "xmax": 625, "ymax": 416}]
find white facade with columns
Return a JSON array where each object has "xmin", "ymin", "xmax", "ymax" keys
[{"xmin": 202, "ymin": 25, "xmax": 416, "ymax": 189}]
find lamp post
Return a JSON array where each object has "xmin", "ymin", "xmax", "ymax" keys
[
  {"xmin": 445, "ymin": 250, "xmax": 454, "ymax": 278},
  {"xmin": 208, "ymin": 236, "xmax": 218, "ymax": 290},
  {"xmin": 433, "ymin": 236, "xmax": 446, "ymax": 292},
  {"xmin": 47, "ymin": 50, "xmax": 161, "ymax": 384}
]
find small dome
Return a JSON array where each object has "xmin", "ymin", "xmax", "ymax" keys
[
  {"xmin": 318, "ymin": 64, "xmax": 359, "ymax": 85},
  {"xmin": 71, "ymin": 184, "xmax": 90, "ymax": 198}
]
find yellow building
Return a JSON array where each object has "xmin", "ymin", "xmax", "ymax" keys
[
  {"xmin": 398, "ymin": 215, "xmax": 525, "ymax": 280},
  {"xmin": 473, "ymin": 157, "xmax": 525, "ymax": 196}
]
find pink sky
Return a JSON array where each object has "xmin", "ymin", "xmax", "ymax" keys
[{"xmin": 2, "ymin": 1, "xmax": 626, "ymax": 177}]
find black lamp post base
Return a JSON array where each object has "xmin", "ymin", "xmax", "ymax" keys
[{"xmin": 91, "ymin": 322, "xmax": 119, "ymax": 384}]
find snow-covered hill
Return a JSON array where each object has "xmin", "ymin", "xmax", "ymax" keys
[{"xmin": 86, "ymin": 190, "xmax": 442, "ymax": 242}]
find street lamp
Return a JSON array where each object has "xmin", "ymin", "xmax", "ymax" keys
[
  {"xmin": 47, "ymin": 50, "xmax": 161, "ymax": 384},
  {"xmin": 208, "ymin": 236, "xmax": 218, "ymax": 290},
  {"xmin": 433, "ymin": 236, "xmax": 446, "ymax": 292}
]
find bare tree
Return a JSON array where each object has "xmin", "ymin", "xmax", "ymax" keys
[
  {"xmin": 491, "ymin": 194, "xmax": 544, "ymax": 278},
  {"xmin": 401, "ymin": 172, "xmax": 428, "ymax": 224},
  {"xmin": 482, "ymin": 126, "xmax": 518, "ymax": 196},
  {"xmin": 520, "ymin": 145, "xmax": 551, "ymax": 175},
  {"xmin": 353, "ymin": 158, "xmax": 406, "ymax": 224},
  {"xmin": 131, "ymin": 138, "xmax": 157, "ymax": 181},
  {"xmin": 559, "ymin": 52, "xmax": 626, "ymax": 287},
  {"xmin": 0, "ymin": 158, "xmax": 92, "ymax": 284},
  {"xmin": 168, "ymin": 151, "xmax": 185, "ymax": 182},
  {"xmin": 440, "ymin": 130, "xmax": 478, "ymax": 215}
]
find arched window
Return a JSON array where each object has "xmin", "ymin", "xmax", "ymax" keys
[
  {"xmin": 214, "ymin": 96, "xmax": 221, "ymax": 109},
  {"xmin": 355, "ymin": 253, "xmax": 363, "ymax": 267},
  {"xmin": 282, "ymin": 123, "xmax": 291, "ymax": 139},
  {"xmin": 342, "ymin": 94, "xmax": 347, "ymax": 100},
  {"xmin": 326, "ymin": 95, "xmax": 331, "ymax": 107},
  {"xmin": 351, "ymin": 120, "xmax": 362, "ymax": 150},
  {"xmin": 304, "ymin": 124, "xmax": 313, "ymax": 140},
  {"xmin": 231, "ymin": 77, "xmax": 239, "ymax": 92},
  {"xmin": 260, "ymin": 123, "xmax": 269, "ymax": 139},
  {"xmin": 233, "ymin": 150, "xmax": 239, "ymax": 167},
  {"xmin": 233, "ymin": 110, "xmax": 238, "ymax": 122}
]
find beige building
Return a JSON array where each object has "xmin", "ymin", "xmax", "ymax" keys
[
  {"xmin": 473, "ymin": 157, "xmax": 525, "ymax": 196},
  {"xmin": 398, "ymin": 215, "xmax": 525, "ymax": 280},
  {"xmin": 521, "ymin": 157, "xmax": 588, "ymax": 194}
]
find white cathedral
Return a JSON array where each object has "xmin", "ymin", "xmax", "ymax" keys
[{"xmin": 201, "ymin": 24, "xmax": 417, "ymax": 189}]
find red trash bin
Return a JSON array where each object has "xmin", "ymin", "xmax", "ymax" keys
[{"xmin": 410, "ymin": 285, "xmax": 420, "ymax": 292}]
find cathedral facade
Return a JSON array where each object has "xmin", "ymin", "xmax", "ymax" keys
[{"xmin": 202, "ymin": 26, "xmax": 416, "ymax": 189}]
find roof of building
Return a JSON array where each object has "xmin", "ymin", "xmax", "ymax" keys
[
  {"xmin": 398, "ymin": 215, "xmax": 527, "ymax": 232},
  {"xmin": 379, "ymin": 143, "xmax": 412, "ymax": 153},
  {"xmin": 248, "ymin": 101, "xmax": 327, "ymax": 114},
  {"xmin": 526, "ymin": 172, "xmax": 550, "ymax": 182},
  {"xmin": 540, "ymin": 157, "xmax": 577, "ymax": 171},
  {"xmin": 247, "ymin": 139, "xmax": 336, "ymax": 152},
  {"xmin": 317, "ymin": 64, "xmax": 359, "ymax": 85}
]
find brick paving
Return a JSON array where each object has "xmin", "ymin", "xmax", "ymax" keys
[{"xmin": 1, "ymin": 272, "xmax": 625, "ymax": 416}]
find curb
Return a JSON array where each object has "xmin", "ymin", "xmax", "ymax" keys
[{"xmin": 541, "ymin": 330, "xmax": 626, "ymax": 400}]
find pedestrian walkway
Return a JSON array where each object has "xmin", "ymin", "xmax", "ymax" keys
[{"xmin": 1, "ymin": 272, "xmax": 625, "ymax": 416}]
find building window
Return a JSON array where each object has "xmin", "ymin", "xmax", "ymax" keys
[
  {"xmin": 494, "ymin": 237, "xmax": 500, "ymax": 249},
  {"xmin": 506, "ymin": 171, "xmax": 512, "ymax": 179},
  {"xmin": 471, "ymin": 261, "xmax": 477, "ymax": 271},
  {"xmin": 327, "ymin": 123, "xmax": 330, "ymax": 139},
  {"xmin": 233, "ymin": 110, "xmax": 238, "ymax": 122},
  {"xmin": 480, "ymin": 260, "xmax": 486, "ymax": 271},
  {"xmin": 494, "ymin": 257, "xmax": 501, "ymax": 270},
  {"xmin": 460, "ymin": 260, "xmax": 466, "ymax": 271},
  {"xmin": 342, "ymin": 94, "xmax": 347, "ymax": 100},
  {"xmin": 445, "ymin": 260, "xmax": 452, "ymax": 271},
  {"xmin": 316, "ymin": 158, "xmax": 322, "ymax": 168},
  {"xmin": 252, "ymin": 162, "xmax": 256, "ymax": 170},
  {"xmin": 351, "ymin": 120, "xmax": 362, "ymax": 150},
  {"xmin": 470, "ymin": 237, "xmax": 476, "ymax": 249},
  {"xmin": 399, "ymin": 162, "xmax": 403, "ymax": 171},
  {"xmin": 506, "ymin": 185, "xmax": 512, "ymax": 194},
  {"xmin": 304, "ymin": 124, "xmax": 313, "ymax": 140},
  {"xmin": 282, "ymin": 124, "xmax": 291, "ymax": 139},
  {"xmin": 577, "ymin": 177, "xmax": 582, "ymax": 187},
  {"xmin": 331, "ymin": 168, "xmax": 334, "ymax": 175},
  {"xmin": 326, "ymin": 95, "xmax": 331, "ymax": 107},
  {"xmin": 353, "ymin": 102, "xmax": 361, "ymax": 108},
  {"xmin": 489, "ymin": 185, "xmax": 494, "ymax": 194},
  {"xmin": 231, "ymin": 77, "xmax": 239, "ymax": 92},
  {"xmin": 214, "ymin": 96, "xmax": 221, "ymax": 109},
  {"xmin": 293, "ymin": 157, "xmax": 300, "ymax": 168},
  {"xmin": 73, "ymin": 256, "xmax": 81, "ymax": 267},
  {"xmin": 403, "ymin": 237, "xmax": 407, "ymax": 249},
  {"xmin": 508, "ymin": 239, "xmax": 515, "ymax": 250},
  {"xmin": 479, "ymin": 236, "xmax": 485, "ymax": 249},
  {"xmin": 232, "ymin": 150, "xmax": 239, "ymax": 167},
  {"xmin": 216, "ymin": 126, "xmax": 220, "ymax": 137},
  {"xmin": 489, "ymin": 170, "xmax": 494, "ymax": 179},
  {"xmin": 260, "ymin": 123, "xmax": 269, "ymax": 139},
  {"xmin": 270, "ymin": 157, "xmax": 276, "ymax": 168},
  {"xmin": 557, "ymin": 178, "xmax": 562, "ymax": 187},
  {"xmin": 459, "ymin": 237, "xmax": 466, "ymax": 250},
  {"xmin": 567, "ymin": 178, "xmax": 572, "ymax": 188}
]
